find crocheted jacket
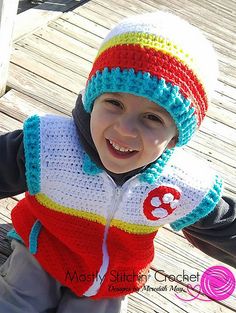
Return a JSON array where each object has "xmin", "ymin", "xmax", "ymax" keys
[{"xmin": 10, "ymin": 115, "xmax": 222, "ymax": 299}]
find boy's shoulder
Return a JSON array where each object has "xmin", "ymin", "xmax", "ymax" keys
[
  {"xmin": 23, "ymin": 114, "xmax": 72, "ymax": 126},
  {"xmin": 163, "ymin": 148, "xmax": 222, "ymax": 197},
  {"xmin": 167, "ymin": 148, "xmax": 215, "ymax": 176},
  {"xmin": 23, "ymin": 114, "xmax": 76, "ymax": 137},
  {"xmin": 160, "ymin": 148, "xmax": 223, "ymax": 230}
]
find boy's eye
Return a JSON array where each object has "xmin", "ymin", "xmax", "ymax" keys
[
  {"xmin": 145, "ymin": 114, "xmax": 163, "ymax": 123},
  {"xmin": 105, "ymin": 99, "xmax": 123, "ymax": 108}
]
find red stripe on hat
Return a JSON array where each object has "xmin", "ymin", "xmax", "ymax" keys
[{"xmin": 89, "ymin": 45, "xmax": 208, "ymax": 124}]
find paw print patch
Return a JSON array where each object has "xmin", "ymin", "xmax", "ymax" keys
[{"xmin": 143, "ymin": 186, "xmax": 181, "ymax": 221}]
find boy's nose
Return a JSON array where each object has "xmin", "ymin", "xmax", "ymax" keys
[{"xmin": 113, "ymin": 115, "xmax": 138, "ymax": 138}]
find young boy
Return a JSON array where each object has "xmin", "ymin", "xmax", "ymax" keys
[{"xmin": 0, "ymin": 10, "xmax": 235, "ymax": 313}]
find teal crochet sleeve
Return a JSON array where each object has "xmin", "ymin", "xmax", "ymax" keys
[{"xmin": 23, "ymin": 115, "xmax": 41, "ymax": 195}]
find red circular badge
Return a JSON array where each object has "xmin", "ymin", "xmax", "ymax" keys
[{"xmin": 143, "ymin": 186, "xmax": 181, "ymax": 221}]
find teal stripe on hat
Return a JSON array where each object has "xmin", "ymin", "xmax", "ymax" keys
[{"xmin": 84, "ymin": 68, "xmax": 197, "ymax": 146}]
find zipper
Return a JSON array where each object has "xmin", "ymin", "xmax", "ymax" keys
[
  {"xmin": 104, "ymin": 172, "xmax": 140, "ymax": 228},
  {"xmin": 106, "ymin": 186, "xmax": 121, "ymax": 225},
  {"xmin": 83, "ymin": 174, "xmax": 139, "ymax": 296}
]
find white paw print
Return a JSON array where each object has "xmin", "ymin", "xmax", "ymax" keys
[{"xmin": 143, "ymin": 186, "xmax": 181, "ymax": 221}]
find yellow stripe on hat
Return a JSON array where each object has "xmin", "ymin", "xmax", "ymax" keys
[
  {"xmin": 110, "ymin": 219, "xmax": 161, "ymax": 234},
  {"xmin": 98, "ymin": 32, "xmax": 192, "ymax": 60},
  {"xmin": 36, "ymin": 193, "xmax": 107, "ymax": 225},
  {"xmin": 96, "ymin": 32, "xmax": 204, "ymax": 85}
]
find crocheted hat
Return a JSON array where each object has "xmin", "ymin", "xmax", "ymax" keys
[{"xmin": 83, "ymin": 11, "xmax": 218, "ymax": 146}]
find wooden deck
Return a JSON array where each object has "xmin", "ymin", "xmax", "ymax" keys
[{"xmin": 0, "ymin": 0, "xmax": 236, "ymax": 312}]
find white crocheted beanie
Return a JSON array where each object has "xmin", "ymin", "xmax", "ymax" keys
[{"xmin": 83, "ymin": 11, "xmax": 218, "ymax": 146}]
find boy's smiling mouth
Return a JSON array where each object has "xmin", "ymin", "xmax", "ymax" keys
[
  {"xmin": 106, "ymin": 139, "xmax": 138, "ymax": 159},
  {"xmin": 109, "ymin": 139, "xmax": 134, "ymax": 152}
]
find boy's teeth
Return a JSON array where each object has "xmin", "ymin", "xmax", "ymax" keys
[{"xmin": 109, "ymin": 140, "xmax": 133, "ymax": 152}]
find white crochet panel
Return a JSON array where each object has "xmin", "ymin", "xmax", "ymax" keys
[
  {"xmin": 39, "ymin": 116, "xmax": 217, "ymax": 227},
  {"xmin": 40, "ymin": 115, "xmax": 114, "ymax": 219},
  {"xmin": 111, "ymin": 150, "xmax": 216, "ymax": 227}
]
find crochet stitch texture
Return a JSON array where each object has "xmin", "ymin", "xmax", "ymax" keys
[
  {"xmin": 83, "ymin": 11, "xmax": 218, "ymax": 146},
  {"xmin": 8, "ymin": 10, "xmax": 222, "ymax": 301},
  {"xmin": 10, "ymin": 115, "xmax": 222, "ymax": 299}
]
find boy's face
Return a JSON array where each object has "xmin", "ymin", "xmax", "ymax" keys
[{"xmin": 90, "ymin": 93, "xmax": 177, "ymax": 174}]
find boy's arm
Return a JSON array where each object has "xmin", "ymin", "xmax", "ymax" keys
[
  {"xmin": 183, "ymin": 196, "xmax": 236, "ymax": 268},
  {"xmin": 0, "ymin": 130, "xmax": 27, "ymax": 199}
]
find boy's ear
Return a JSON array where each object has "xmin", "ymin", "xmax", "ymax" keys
[{"xmin": 166, "ymin": 136, "xmax": 178, "ymax": 149}]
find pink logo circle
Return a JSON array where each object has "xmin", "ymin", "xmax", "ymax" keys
[{"xmin": 200, "ymin": 266, "xmax": 235, "ymax": 301}]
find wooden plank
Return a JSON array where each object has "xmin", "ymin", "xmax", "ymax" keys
[
  {"xmin": 140, "ymin": 0, "xmax": 236, "ymax": 33},
  {"xmin": 0, "ymin": 198, "xmax": 16, "ymax": 224},
  {"xmin": 221, "ymin": 73, "xmax": 236, "ymax": 90},
  {"xmin": 189, "ymin": 132, "xmax": 236, "ymax": 168},
  {"xmin": 139, "ymin": 270, "xmax": 235, "ymax": 312},
  {"xmin": 0, "ymin": 0, "xmax": 19, "ymax": 96},
  {"xmin": 153, "ymin": 227, "xmax": 236, "ymax": 309},
  {"xmin": 93, "ymin": 0, "xmax": 143, "ymax": 17},
  {"xmin": 15, "ymin": 35, "xmax": 92, "ymax": 78},
  {"xmin": 199, "ymin": 118, "xmax": 236, "ymax": 148},
  {"xmin": 184, "ymin": 136, "xmax": 235, "ymax": 171},
  {"xmin": 7, "ymin": 63, "xmax": 78, "ymax": 114},
  {"xmin": 194, "ymin": 0, "xmax": 236, "ymax": 21},
  {"xmin": 213, "ymin": 93, "xmax": 236, "ymax": 116},
  {"xmin": 13, "ymin": 0, "xmax": 81, "ymax": 42},
  {"xmin": 0, "ymin": 89, "xmax": 65, "ymax": 122},
  {"xmin": 0, "ymin": 112, "xmax": 22, "ymax": 133},
  {"xmin": 155, "ymin": 226, "xmax": 236, "ymax": 272},
  {"xmin": 73, "ymin": 4, "xmax": 119, "ymax": 29},
  {"xmin": 216, "ymin": 81, "xmax": 236, "ymax": 107},
  {"xmin": 209, "ymin": 102, "xmax": 236, "ymax": 128},
  {"xmin": 34, "ymin": 26, "xmax": 97, "ymax": 62},
  {"xmin": 220, "ymin": 188, "xmax": 236, "ymax": 200},
  {"xmin": 200, "ymin": 116, "xmax": 236, "ymax": 146},
  {"xmin": 74, "ymin": 0, "xmax": 125, "ymax": 23},
  {"xmin": 128, "ymin": 289, "xmax": 233, "ymax": 313},
  {"xmin": 49, "ymin": 16, "xmax": 105, "ymax": 48},
  {"xmin": 121, "ymin": 0, "xmax": 161, "ymax": 14},
  {"xmin": 61, "ymin": 10, "xmax": 112, "ymax": 35},
  {"xmin": 124, "ymin": 0, "xmax": 235, "ymax": 24},
  {"xmin": 218, "ymin": 68, "xmax": 236, "ymax": 90},
  {"xmin": 10, "ymin": 45, "xmax": 86, "ymax": 94},
  {"xmin": 127, "ymin": 293, "xmax": 168, "ymax": 313}
]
